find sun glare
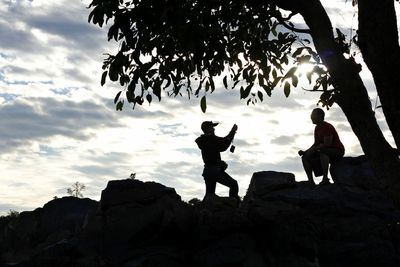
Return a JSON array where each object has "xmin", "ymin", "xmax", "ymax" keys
[{"xmin": 296, "ymin": 63, "xmax": 315, "ymax": 77}]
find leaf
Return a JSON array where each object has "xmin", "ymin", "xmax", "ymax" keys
[
  {"xmin": 209, "ymin": 77, "xmax": 215, "ymax": 92},
  {"xmin": 135, "ymin": 96, "xmax": 144, "ymax": 105},
  {"xmin": 107, "ymin": 24, "xmax": 118, "ymax": 41},
  {"xmin": 88, "ymin": 10, "xmax": 95, "ymax": 23},
  {"xmin": 126, "ymin": 90, "xmax": 134, "ymax": 103},
  {"xmin": 116, "ymin": 100, "xmax": 124, "ymax": 111},
  {"xmin": 146, "ymin": 94, "xmax": 152, "ymax": 104},
  {"xmin": 272, "ymin": 68, "xmax": 277, "ymax": 79},
  {"xmin": 241, "ymin": 83, "xmax": 253, "ymax": 99},
  {"xmin": 292, "ymin": 75, "xmax": 298, "ymax": 87},
  {"xmin": 101, "ymin": 71, "xmax": 107, "ymax": 86},
  {"xmin": 322, "ymin": 79, "xmax": 328, "ymax": 91},
  {"xmin": 258, "ymin": 74, "xmax": 265, "ymax": 87},
  {"xmin": 271, "ymin": 26, "xmax": 277, "ymax": 37},
  {"xmin": 284, "ymin": 67, "xmax": 297, "ymax": 79},
  {"xmin": 271, "ymin": 76, "xmax": 281, "ymax": 88},
  {"xmin": 164, "ymin": 76, "xmax": 172, "ymax": 89},
  {"xmin": 306, "ymin": 71, "xmax": 313, "ymax": 84},
  {"xmin": 262, "ymin": 84, "xmax": 272, "ymax": 96},
  {"xmin": 223, "ymin": 76, "xmax": 228, "ymax": 89},
  {"xmin": 205, "ymin": 81, "xmax": 210, "ymax": 92},
  {"xmin": 114, "ymin": 91, "xmax": 122, "ymax": 104},
  {"xmin": 320, "ymin": 91, "xmax": 331, "ymax": 104},
  {"xmin": 282, "ymin": 55, "xmax": 289, "ymax": 65},
  {"xmin": 243, "ymin": 67, "xmax": 249, "ymax": 80},
  {"xmin": 292, "ymin": 47, "xmax": 306, "ymax": 58},
  {"xmin": 284, "ymin": 82, "xmax": 290, "ymax": 97},
  {"xmin": 109, "ymin": 63, "xmax": 119, "ymax": 81},
  {"xmin": 249, "ymin": 67, "xmax": 256, "ymax": 79},
  {"xmin": 147, "ymin": 68, "xmax": 158, "ymax": 78},
  {"xmin": 200, "ymin": 95, "xmax": 207, "ymax": 113},
  {"xmin": 119, "ymin": 75, "xmax": 129, "ymax": 86},
  {"xmin": 195, "ymin": 79, "xmax": 203, "ymax": 96},
  {"xmin": 257, "ymin": 91, "xmax": 263, "ymax": 102},
  {"xmin": 153, "ymin": 82, "xmax": 161, "ymax": 101}
]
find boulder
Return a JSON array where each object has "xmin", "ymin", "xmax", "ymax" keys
[
  {"xmin": 0, "ymin": 197, "xmax": 98, "ymax": 264},
  {"xmin": 330, "ymin": 155, "xmax": 381, "ymax": 190},
  {"xmin": 100, "ymin": 179, "xmax": 181, "ymax": 210},
  {"xmin": 92, "ymin": 179, "xmax": 191, "ymax": 264},
  {"xmin": 38, "ymin": 197, "xmax": 99, "ymax": 239},
  {"xmin": 245, "ymin": 171, "xmax": 296, "ymax": 201},
  {"xmin": 195, "ymin": 195, "xmax": 245, "ymax": 235},
  {"xmin": 241, "ymin": 171, "xmax": 399, "ymax": 267}
]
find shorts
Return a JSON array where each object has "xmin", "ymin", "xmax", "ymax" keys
[{"xmin": 306, "ymin": 147, "xmax": 344, "ymax": 177}]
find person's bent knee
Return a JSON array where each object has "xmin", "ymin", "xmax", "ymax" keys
[
  {"xmin": 302, "ymin": 155, "xmax": 311, "ymax": 164},
  {"xmin": 319, "ymin": 152, "xmax": 331, "ymax": 162},
  {"xmin": 230, "ymin": 180, "xmax": 239, "ymax": 196},
  {"xmin": 233, "ymin": 180, "xmax": 238, "ymax": 190},
  {"xmin": 319, "ymin": 152, "xmax": 329, "ymax": 158}
]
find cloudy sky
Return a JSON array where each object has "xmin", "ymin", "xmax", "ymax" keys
[{"xmin": 0, "ymin": 0, "xmax": 396, "ymax": 214}]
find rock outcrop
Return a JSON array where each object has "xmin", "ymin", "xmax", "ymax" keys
[
  {"xmin": 330, "ymin": 155, "xmax": 380, "ymax": 190},
  {"xmin": 0, "ymin": 197, "xmax": 98, "ymax": 264},
  {"xmin": 1, "ymin": 172, "xmax": 400, "ymax": 267}
]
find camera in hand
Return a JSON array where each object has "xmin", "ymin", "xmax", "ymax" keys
[{"xmin": 230, "ymin": 145, "xmax": 236, "ymax": 153}]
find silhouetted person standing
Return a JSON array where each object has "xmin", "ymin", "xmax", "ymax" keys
[
  {"xmin": 299, "ymin": 108, "xmax": 345, "ymax": 185},
  {"xmin": 195, "ymin": 121, "xmax": 239, "ymax": 202}
]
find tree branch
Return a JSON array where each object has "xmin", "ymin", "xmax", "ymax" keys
[
  {"xmin": 301, "ymin": 87, "xmax": 334, "ymax": 92},
  {"xmin": 276, "ymin": 11, "xmax": 311, "ymax": 34},
  {"xmin": 279, "ymin": 20, "xmax": 311, "ymax": 34},
  {"xmin": 272, "ymin": 9, "xmax": 311, "ymax": 34}
]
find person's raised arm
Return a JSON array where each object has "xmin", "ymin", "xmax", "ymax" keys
[
  {"xmin": 226, "ymin": 124, "xmax": 238, "ymax": 140},
  {"xmin": 218, "ymin": 124, "xmax": 238, "ymax": 151}
]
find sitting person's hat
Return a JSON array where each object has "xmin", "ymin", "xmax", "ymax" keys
[{"xmin": 201, "ymin": 121, "xmax": 219, "ymax": 132}]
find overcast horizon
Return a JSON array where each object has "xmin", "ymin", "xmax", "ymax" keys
[{"xmin": 0, "ymin": 0, "xmax": 396, "ymax": 215}]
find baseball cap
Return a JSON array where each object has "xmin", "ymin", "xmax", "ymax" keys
[{"xmin": 201, "ymin": 121, "xmax": 219, "ymax": 132}]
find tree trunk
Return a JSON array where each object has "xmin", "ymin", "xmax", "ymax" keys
[
  {"xmin": 357, "ymin": 0, "xmax": 400, "ymax": 150},
  {"xmin": 275, "ymin": 0, "xmax": 400, "ymax": 202}
]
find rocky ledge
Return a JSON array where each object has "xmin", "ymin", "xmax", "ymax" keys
[{"xmin": 1, "ymin": 162, "xmax": 400, "ymax": 267}]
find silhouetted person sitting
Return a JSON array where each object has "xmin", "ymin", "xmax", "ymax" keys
[
  {"xmin": 299, "ymin": 108, "xmax": 345, "ymax": 185},
  {"xmin": 195, "ymin": 121, "xmax": 239, "ymax": 202}
]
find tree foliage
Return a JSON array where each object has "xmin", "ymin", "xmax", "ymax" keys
[{"xmin": 88, "ymin": 0, "xmax": 333, "ymax": 112}]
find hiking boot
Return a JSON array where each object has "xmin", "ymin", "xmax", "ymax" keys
[
  {"xmin": 234, "ymin": 196, "xmax": 241, "ymax": 208},
  {"xmin": 307, "ymin": 180, "xmax": 316, "ymax": 187},
  {"xmin": 319, "ymin": 179, "xmax": 332, "ymax": 186}
]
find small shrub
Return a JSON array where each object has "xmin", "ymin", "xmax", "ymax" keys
[{"xmin": 67, "ymin": 182, "xmax": 86, "ymax": 198}]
